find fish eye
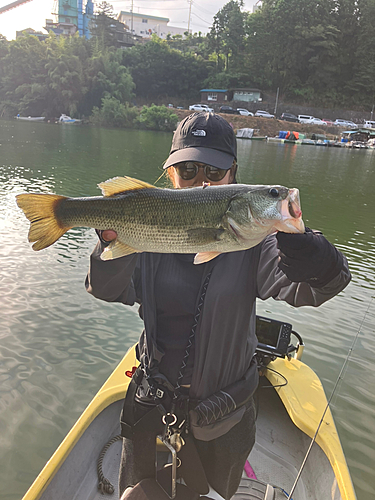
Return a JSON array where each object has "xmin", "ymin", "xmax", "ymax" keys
[{"xmin": 269, "ymin": 188, "xmax": 279, "ymax": 197}]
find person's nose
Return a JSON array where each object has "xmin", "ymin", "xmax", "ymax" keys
[{"xmin": 191, "ymin": 168, "xmax": 208, "ymax": 186}]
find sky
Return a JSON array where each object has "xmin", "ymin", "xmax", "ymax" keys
[{"xmin": 0, "ymin": 0, "xmax": 258, "ymax": 41}]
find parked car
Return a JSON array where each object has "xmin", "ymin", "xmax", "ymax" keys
[
  {"xmin": 219, "ymin": 106, "xmax": 240, "ymax": 115},
  {"xmin": 255, "ymin": 110, "xmax": 275, "ymax": 118},
  {"xmin": 298, "ymin": 114, "xmax": 315, "ymax": 123},
  {"xmin": 363, "ymin": 120, "xmax": 375, "ymax": 129},
  {"xmin": 188, "ymin": 104, "xmax": 214, "ymax": 112},
  {"xmin": 237, "ymin": 108, "xmax": 254, "ymax": 116},
  {"xmin": 279, "ymin": 113, "xmax": 299, "ymax": 123},
  {"xmin": 346, "ymin": 120, "xmax": 358, "ymax": 128},
  {"xmin": 167, "ymin": 104, "xmax": 174, "ymax": 108},
  {"xmin": 334, "ymin": 119, "xmax": 357, "ymax": 129},
  {"xmin": 322, "ymin": 119, "xmax": 335, "ymax": 126},
  {"xmin": 309, "ymin": 118, "xmax": 327, "ymax": 126},
  {"xmin": 298, "ymin": 115, "xmax": 326, "ymax": 125}
]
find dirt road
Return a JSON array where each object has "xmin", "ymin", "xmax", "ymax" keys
[{"xmin": 173, "ymin": 109, "xmax": 339, "ymax": 139}]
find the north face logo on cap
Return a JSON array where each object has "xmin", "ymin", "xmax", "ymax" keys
[{"xmin": 192, "ymin": 129, "xmax": 206, "ymax": 137}]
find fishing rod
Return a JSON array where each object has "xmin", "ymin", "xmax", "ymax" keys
[{"xmin": 287, "ymin": 295, "xmax": 374, "ymax": 500}]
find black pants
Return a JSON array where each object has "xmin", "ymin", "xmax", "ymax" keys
[{"xmin": 119, "ymin": 397, "xmax": 256, "ymax": 500}]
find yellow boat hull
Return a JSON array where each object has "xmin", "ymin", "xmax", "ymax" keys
[{"xmin": 22, "ymin": 346, "xmax": 357, "ymax": 500}]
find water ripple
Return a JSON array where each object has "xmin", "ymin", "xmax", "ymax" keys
[{"xmin": 1, "ymin": 122, "xmax": 375, "ymax": 500}]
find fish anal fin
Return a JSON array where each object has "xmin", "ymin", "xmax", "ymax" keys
[
  {"xmin": 194, "ymin": 252, "xmax": 221, "ymax": 265},
  {"xmin": 98, "ymin": 176, "xmax": 157, "ymax": 197},
  {"xmin": 100, "ymin": 240, "xmax": 139, "ymax": 260}
]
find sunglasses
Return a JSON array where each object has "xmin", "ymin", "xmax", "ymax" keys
[{"xmin": 174, "ymin": 162, "xmax": 229, "ymax": 182}]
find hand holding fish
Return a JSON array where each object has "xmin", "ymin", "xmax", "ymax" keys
[
  {"xmin": 101, "ymin": 230, "xmax": 117, "ymax": 242},
  {"xmin": 276, "ymin": 228, "xmax": 344, "ymax": 287}
]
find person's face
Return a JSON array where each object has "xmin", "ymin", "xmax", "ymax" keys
[{"xmin": 170, "ymin": 162, "xmax": 235, "ymax": 188}]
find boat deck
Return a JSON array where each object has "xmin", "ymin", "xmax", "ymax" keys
[{"xmin": 39, "ymin": 381, "xmax": 341, "ymax": 500}]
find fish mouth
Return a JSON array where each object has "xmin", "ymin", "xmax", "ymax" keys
[
  {"xmin": 276, "ymin": 188, "xmax": 304, "ymax": 233},
  {"xmin": 287, "ymin": 188, "xmax": 302, "ymax": 219}
]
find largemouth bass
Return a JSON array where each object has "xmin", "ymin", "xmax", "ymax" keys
[{"xmin": 16, "ymin": 176, "xmax": 304, "ymax": 264}]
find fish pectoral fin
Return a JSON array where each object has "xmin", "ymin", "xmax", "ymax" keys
[
  {"xmin": 100, "ymin": 240, "xmax": 139, "ymax": 260},
  {"xmin": 186, "ymin": 227, "xmax": 225, "ymax": 243},
  {"xmin": 98, "ymin": 176, "xmax": 157, "ymax": 197},
  {"xmin": 194, "ymin": 252, "xmax": 221, "ymax": 264}
]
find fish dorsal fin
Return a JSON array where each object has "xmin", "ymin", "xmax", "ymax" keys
[{"xmin": 98, "ymin": 176, "xmax": 157, "ymax": 197}]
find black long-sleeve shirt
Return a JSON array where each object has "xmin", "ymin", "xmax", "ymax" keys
[{"xmin": 85, "ymin": 234, "xmax": 351, "ymax": 439}]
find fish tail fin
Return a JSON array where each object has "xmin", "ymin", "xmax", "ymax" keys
[{"xmin": 16, "ymin": 193, "xmax": 71, "ymax": 250}]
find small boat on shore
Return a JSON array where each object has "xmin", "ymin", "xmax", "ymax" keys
[
  {"xmin": 21, "ymin": 319, "xmax": 357, "ymax": 500},
  {"xmin": 267, "ymin": 136, "xmax": 285, "ymax": 143},
  {"xmin": 59, "ymin": 114, "xmax": 81, "ymax": 123},
  {"xmin": 16, "ymin": 115, "xmax": 45, "ymax": 122},
  {"xmin": 236, "ymin": 128, "xmax": 267, "ymax": 140},
  {"xmin": 301, "ymin": 138, "xmax": 316, "ymax": 145}
]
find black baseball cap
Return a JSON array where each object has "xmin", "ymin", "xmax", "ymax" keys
[{"xmin": 163, "ymin": 112, "xmax": 237, "ymax": 170}]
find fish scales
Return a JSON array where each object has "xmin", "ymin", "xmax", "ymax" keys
[
  {"xmin": 55, "ymin": 186, "xmax": 242, "ymax": 253},
  {"xmin": 16, "ymin": 176, "xmax": 304, "ymax": 262}
]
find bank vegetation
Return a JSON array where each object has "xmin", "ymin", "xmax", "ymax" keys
[{"xmin": 0, "ymin": 0, "xmax": 374, "ymax": 130}]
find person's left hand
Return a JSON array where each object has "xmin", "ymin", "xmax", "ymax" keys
[{"xmin": 276, "ymin": 228, "xmax": 344, "ymax": 287}]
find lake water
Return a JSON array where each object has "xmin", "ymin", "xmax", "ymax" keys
[{"xmin": 1, "ymin": 119, "xmax": 374, "ymax": 500}]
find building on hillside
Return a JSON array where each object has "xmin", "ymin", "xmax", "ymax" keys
[
  {"xmin": 200, "ymin": 89, "xmax": 229, "ymax": 103},
  {"xmin": 44, "ymin": 0, "xmax": 93, "ymax": 39},
  {"xmin": 111, "ymin": 21, "xmax": 139, "ymax": 48},
  {"xmin": 45, "ymin": 18, "xmax": 78, "ymax": 37},
  {"xmin": 230, "ymin": 88, "xmax": 262, "ymax": 103},
  {"xmin": 200, "ymin": 88, "xmax": 262, "ymax": 105},
  {"xmin": 16, "ymin": 27, "xmax": 48, "ymax": 41},
  {"xmin": 117, "ymin": 11, "xmax": 186, "ymax": 40}
]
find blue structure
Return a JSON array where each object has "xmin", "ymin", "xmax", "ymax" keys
[
  {"xmin": 83, "ymin": 0, "xmax": 94, "ymax": 39},
  {"xmin": 55, "ymin": 0, "xmax": 94, "ymax": 39}
]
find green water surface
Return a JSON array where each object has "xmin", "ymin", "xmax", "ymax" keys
[{"xmin": 1, "ymin": 119, "xmax": 374, "ymax": 499}]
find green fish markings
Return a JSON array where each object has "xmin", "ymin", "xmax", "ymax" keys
[{"xmin": 16, "ymin": 176, "xmax": 304, "ymax": 264}]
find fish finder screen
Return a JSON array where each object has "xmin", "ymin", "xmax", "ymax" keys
[{"xmin": 256, "ymin": 318, "xmax": 280, "ymax": 347}]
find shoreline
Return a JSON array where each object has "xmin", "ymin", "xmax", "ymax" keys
[{"xmin": 173, "ymin": 109, "xmax": 341, "ymax": 140}]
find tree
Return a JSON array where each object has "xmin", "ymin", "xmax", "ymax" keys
[
  {"xmin": 90, "ymin": 1, "xmax": 127, "ymax": 50},
  {"xmin": 0, "ymin": 34, "xmax": 48, "ymax": 116},
  {"xmin": 243, "ymin": 0, "xmax": 343, "ymax": 103},
  {"xmin": 242, "ymin": 9, "xmax": 274, "ymax": 89},
  {"xmin": 90, "ymin": 96, "xmax": 138, "ymax": 127},
  {"xmin": 208, "ymin": 0, "xmax": 246, "ymax": 71},
  {"xmin": 121, "ymin": 38, "xmax": 209, "ymax": 99},
  {"xmin": 82, "ymin": 49, "xmax": 135, "ymax": 115},
  {"xmin": 45, "ymin": 35, "xmax": 89, "ymax": 116},
  {"xmin": 138, "ymin": 104, "xmax": 178, "ymax": 131},
  {"xmin": 344, "ymin": 0, "xmax": 375, "ymax": 104}
]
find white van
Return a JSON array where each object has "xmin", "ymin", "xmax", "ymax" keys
[
  {"xmin": 298, "ymin": 115, "xmax": 314, "ymax": 124},
  {"xmin": 364, "ymin": 120, "xmax": 375, "ymax": 129}
]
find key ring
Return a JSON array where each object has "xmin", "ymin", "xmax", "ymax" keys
[{"xmin": 162, "ymin": 413, "xmax": 177, "ymax": 426}]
